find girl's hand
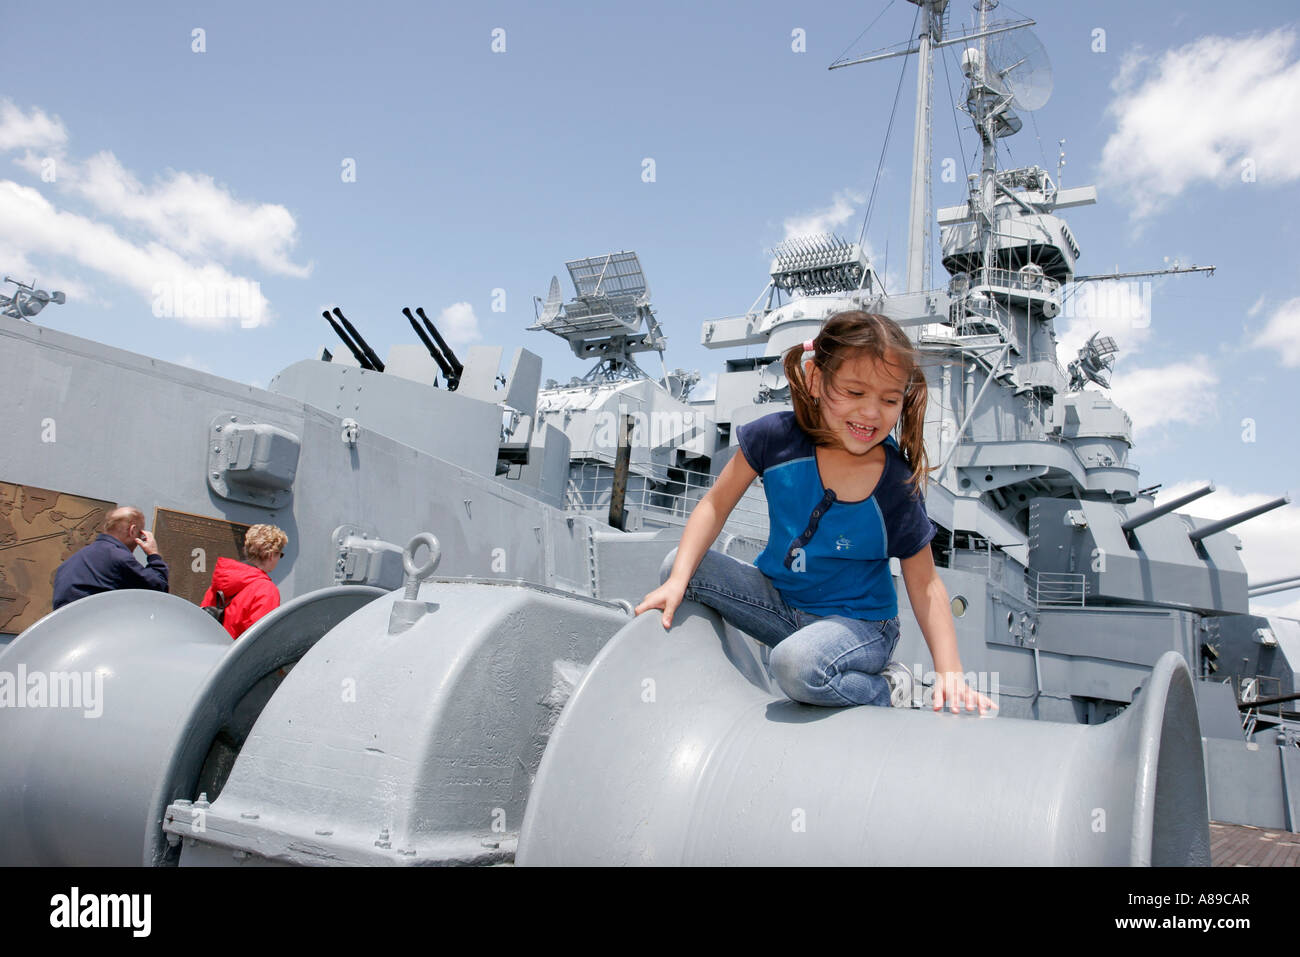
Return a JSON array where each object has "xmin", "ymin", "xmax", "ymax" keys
[
  {"xmin": 634, "ymin": 580, "xmax": 688, "ymax": 629},
  {"xmin": 932, "ymin": 671, "xmax": 998, "ymax": 715}
]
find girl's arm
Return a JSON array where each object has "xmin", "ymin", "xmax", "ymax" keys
[
  {"xmin": 634, "ymin": 448, "xmax": 758, "ymax": 627},
  {"xmin": 899, "ymin": 546, "xmax": 998, "ymax": 714}
]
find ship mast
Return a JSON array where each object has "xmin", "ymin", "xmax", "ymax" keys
[
  {"xmin": 830, "ymin": 1, "xmax": 1034, "ymax": 292},
  {"xmin": 969, "ymin": 0, "xmax": 1010, "ymax": 277},
  {"xmin": 903, "ymin": 0, "xmax": 946, "ymax": 293}
]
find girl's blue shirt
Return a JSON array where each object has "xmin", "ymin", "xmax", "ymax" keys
[{"xmin": 736, "ymin": 411, "xmax": 936, "ymax": 620}]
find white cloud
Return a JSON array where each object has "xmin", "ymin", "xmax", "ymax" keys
[
  {"xmin": 1247, "ymin": 296, "xmax": 1300, "ymax": 367},
  {"xmin": 693, "ymin": 372, "xmax": 718, "ymax": 402},
  {"xmin": 0, "ymin": 180, "xmax": 269, "ymax": 329},
  {"xmin": 436, "ymin": 301, "xmax": 481, "ymax": 347},
  {"xmin": 0, "ymin": 239, "xmax": 109, "ymax": 309},
  {"xmin": 54, "ymin": 151, "xmax": 309, "ymax": 279},
  {"xmin": 1106, "ymin": 355, "xmax": 1218, "ymax": 435},
  {"xmin": 782, "ymin": 189, "xmax": 866, "ymax": 241},
  {"xmin": 0, "ymin": 98, "xmax": 307, "ymax": 324},
  {"xmin": 1157, "ymin": 482, "xmax": 1299, "ymax": 594},
  {"xmin": 1055, "ymin": 279, "xmax": 1155, "ymax": 365},
  {"xmin": 0, "ymin": 100, "xmax": 67, "ymax": 153},
  {"xmin": 1100, "ymin": 28, "xmax": 1300, "ymax": 218}
]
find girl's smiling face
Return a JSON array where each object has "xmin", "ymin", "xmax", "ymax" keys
[{"xmin": 808, "ymin": 351, "xmax": 908, "ymax": 455}]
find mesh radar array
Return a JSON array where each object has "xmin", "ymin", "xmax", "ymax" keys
[
  {"xmin": 530, "ymin": 251, "xmax": 667, "ymax": 383},
  {"xmin": 769, "ymin": 234, "xmax": 872, "ymax": 297}
]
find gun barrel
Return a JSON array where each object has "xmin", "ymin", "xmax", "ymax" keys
[
  {"xmin": 403, "ymin": 307, "xmax": 454, "ymax": 382},
  {"xmin": 1237, "ymin": 690, "xmax": 1300, "ymax": 711},
  {"xmin": 415, "ymin": 307, "xmax": 464, "ymax": 378},
  {"xmin": 1188, "ymin": 495, "xmax": 1291, "ymax": 542},
  {"xmin": 333, "ymin": 308, "xmax": 385, "ymax": 372},
  {"xmin": 323, "ymin": 311, "xmax": 374, "ymax": 370},
  {"xmin": 1248, "ymin": 573, "xmax": 1300, "ymax": 592},
  {"xmin": 1120, "ymin": 483, "xmax": 1216, "ymax": 532},
  {"xmin": 1249, "ymin": 581, "xmax": 1300, "ymax": 598}
]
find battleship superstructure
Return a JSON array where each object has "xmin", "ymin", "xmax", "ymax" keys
[{"xmin": 0, "ymin": 0, "xmax": 1294, "ymax": 865}]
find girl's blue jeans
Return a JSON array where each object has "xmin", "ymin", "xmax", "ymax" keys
[{"xmin": 659, "ymin": 548, "xmax": 900, "ymax": 708}]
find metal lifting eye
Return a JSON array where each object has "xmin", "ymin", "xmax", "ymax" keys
[{"xmin": 403, "ymin": 533, "xmax": 442, "ymax": 592}]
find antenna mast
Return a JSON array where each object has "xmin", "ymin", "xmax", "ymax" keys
[
  {"xmin": 830, "ymin": 1, "xmax": 1033, "ymax": 294},
  {"xmin": 904, "ymin": 0, "xmax": 946, "ymax": 294}
]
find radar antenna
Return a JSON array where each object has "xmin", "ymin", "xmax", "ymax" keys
[
  {"xmin": 1, "ymin": 277, "xmax": 66, "ymax": 321},
  {"xmin": 529, "ymin": 251, "xmax": 667, "ymax": 384},
  {"xmin": 982, "ymin": 20, "xmax": 1053, "ymax": 112},
  {"xmin": 1067, "ymin": 331, "xmax": 1120, "ymax": 392}
]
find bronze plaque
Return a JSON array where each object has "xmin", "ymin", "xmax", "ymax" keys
[
  {"xmin": 0, "ymin": 481, "xmax": 116, "ymax": 635},
  {"xmin": 152, "ymin": 509, "xmax": 251, "ymax": 606}
]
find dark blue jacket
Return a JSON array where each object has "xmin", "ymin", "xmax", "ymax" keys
[{"xmin": 51, "ymin": 534, "xmax": 170, "ymax": 609}]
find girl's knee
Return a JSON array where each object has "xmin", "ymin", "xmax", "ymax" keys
[
  {"xmin": 663, "ymin": 547, "xmax": 726, "ymax": 589},
  {"xmin": 769, "ymin": 640, "xmax": 823, "ymax": 700}
]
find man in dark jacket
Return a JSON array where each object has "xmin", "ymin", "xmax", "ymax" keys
[{"xmin": 51, "ymin": 506, "xmax": 169, "ymax": 609}]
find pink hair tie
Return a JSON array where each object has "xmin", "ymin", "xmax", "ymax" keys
[{"xmin": 801, "ymin": 338, "xmax": 815, "ymax": 360}]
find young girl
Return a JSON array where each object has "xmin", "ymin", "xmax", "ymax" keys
[{"xmin": 635, "ymin": 310, "xmax": 996, "ymax": 714}]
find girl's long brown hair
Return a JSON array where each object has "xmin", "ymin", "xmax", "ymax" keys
[{"xmin": 783, "ymin": 310, "xmax": 933, "ymax": 496}]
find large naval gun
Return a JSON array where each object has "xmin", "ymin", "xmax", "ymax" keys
[{"xmin": 0, "ymin": 0, "xmax": 1294, "ymax": 865}]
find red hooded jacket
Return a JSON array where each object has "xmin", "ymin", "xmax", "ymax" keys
[{"xmin": 200, "ymin": 556, "xmax": 281, "ymax": 640}]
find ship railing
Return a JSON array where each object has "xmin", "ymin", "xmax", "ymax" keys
[
  {"xmin": 1021, "ymin": 389, "xmax": 1066, "ymax": 444},
  {"xmin": 947, "ymin": 296, "xmax": 1021, "ymax": 354},
  {"xmin": 563, "ymin": 456, "xmax": 770, "ymax": 539},
  {"xmin": 968, "ymin": 266, "xmax": 1062, "ymax": 300},
  {"xmin": 947, "ymin": 543, "xmax": 1089, "ymax": 608},
  {"xmin": 1233, "ymin": 674, "xmax": 1288, "ymax": 740},
  {"xmin": 1027, "ymin": 569, "xmax": 1089, "ymax": 607}
]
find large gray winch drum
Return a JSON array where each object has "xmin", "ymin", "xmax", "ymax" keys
[{"xmin": 518, "ymin": 603, "xmax": 1212, "ymax": 866}]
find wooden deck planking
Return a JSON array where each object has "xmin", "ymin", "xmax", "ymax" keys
[{"xmin": 1209, "ymin": 821, "xmax": 1300, "ymax": 866}]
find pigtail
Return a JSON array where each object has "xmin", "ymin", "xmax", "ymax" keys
[
  {"xmin": 784, "ymin": 339, "xmax": 821, "ymax": 437},
  {"xmin": 897, "ymin": 367, "xmax": 934, "ymax": 497}
]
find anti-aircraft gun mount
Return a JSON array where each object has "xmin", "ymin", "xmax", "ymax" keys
[
  {"xmin": 321, "ymin": 305, "xmax": 466, "ymax": 392},
  {"xmin": 313, "ymin": 303, "xmax": 541, "ymax": 473}
]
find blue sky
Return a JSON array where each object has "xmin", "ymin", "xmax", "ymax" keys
[{"xmin": 3, "ymin": 0, "xmax": 1298, "ymax": 613}]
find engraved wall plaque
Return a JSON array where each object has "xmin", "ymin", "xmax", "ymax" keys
[
  {"xmin": 0, "ymin": 481, "xmax": 116, "ymax": 634},
  {"xmin": 152, "ymin": 508, "xmax": 251, "ymax": 606}
]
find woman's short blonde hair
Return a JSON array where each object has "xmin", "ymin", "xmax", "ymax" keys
[{"xmin": 245, "ymin": 524, "xmax": 288, "ymax": 562}]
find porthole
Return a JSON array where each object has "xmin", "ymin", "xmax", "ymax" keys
[
  {"xmin": 1006, "ymin": 612, "xmax": 1014, "ymax": 630},
  {"xmin": 951, "ymin": 595, "xmax": 968, "ymax": 618}
]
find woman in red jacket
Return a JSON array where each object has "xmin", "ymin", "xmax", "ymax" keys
[{"xmin": 200, "ymin": 524, "xmax": 288, "ymax": 640}]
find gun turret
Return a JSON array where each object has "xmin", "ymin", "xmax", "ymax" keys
[
  {"xmin": 414, "ymin": 307, "xmax": 463, "ymax": 389},
  {"xmin": 1120, "ymin": 483, "xmax": 1215, "ymax": 532},
  {"xmin": 332, "ymin": 308, "xmax": 385, "ymax": 373},
  {"xmin": 323, "ymin": 311, "xmax": 375, "ymax": 370},
  {"xmin": 1187, "ymin": 495, "xmax": 1290, "ymax": 542},
  {"xmin": 402, "ymin": 307, "xmax": 454, "ymax": 385}
]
